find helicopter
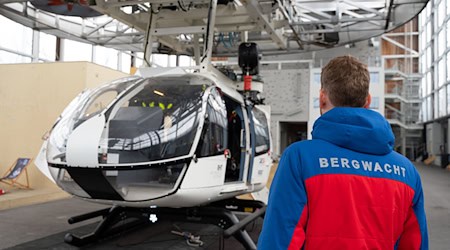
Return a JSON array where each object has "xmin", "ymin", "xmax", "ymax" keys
[
  {"xmin": 32, "ymin": 0, "xmax": 272, "ymax": 246},
  {"xmin": 34, "ymin": 43, "xmax": 272, "ymax": 249},
  {"xmin": 41, "ymin": 45, "xmax": 272, "ymax": 208}
]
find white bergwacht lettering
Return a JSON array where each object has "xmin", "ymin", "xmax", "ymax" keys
[
  {"xmin": 319, "ymin": 158, "xmax": 329, "ymax": 168},
  {"xmin": 352, "ymin": 160, "xmax": 360, "ymax": 169},
  {"xmin": 331, "ymin": 158, "xmax": 339, "ymax": 167},
  {"xmin": 318, "ymin": 157, "xmax": 406, "ymax": 177},
  {"xmin": 341, "ymin": 158, "xmax": 351, "ymax": 168},
  {"xmin": 384, "ymin": 163, "xmax": 392, "ymax": 173},
  {"xmin": 374, "ymin": 162, "xmax": 383, "ymax": 172}
]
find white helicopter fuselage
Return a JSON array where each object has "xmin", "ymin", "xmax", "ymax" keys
[{"xmin": 42, "ymin": 66, "xmax": 273, "ymax": 208}]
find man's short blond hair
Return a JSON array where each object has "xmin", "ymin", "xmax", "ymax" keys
[{"xmin": 321, "ymin": 55, "xmax": 370, "ymax": 107}]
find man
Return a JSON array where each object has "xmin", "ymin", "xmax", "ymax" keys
[{"xmin": 258, "ymin": 56, "xmax": 428, "ymax": 249}]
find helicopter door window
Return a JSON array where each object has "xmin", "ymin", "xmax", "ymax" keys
[
  {"xmin": 223, "ymin": 96, "xmax": 245, "ymax": 183},
  {"xmin": 252, "ymin": 107, "xmax": 270, "ymax": 155},
  {"xmin": 197, "ymin": 88, "xmax": 228, "ymax": 157}
]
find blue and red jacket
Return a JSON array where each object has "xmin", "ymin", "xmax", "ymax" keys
[{"xmin": 258, "ymin": 107, "xmax": 428, "ymax": 250}]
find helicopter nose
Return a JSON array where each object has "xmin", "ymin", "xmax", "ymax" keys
[{"xmin": 66, "ymin": 114, "xmax": 105, "ymax": 167}]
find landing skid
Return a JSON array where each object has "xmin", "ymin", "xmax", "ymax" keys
[{"xmin": 64, "ymin": 198, "xmax": 266, "ymax": 249}]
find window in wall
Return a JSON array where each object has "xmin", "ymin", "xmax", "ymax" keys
[
  {"xmin": 426, "ymin": 71, "xmax": 432, "ymax": 95},
  {"xmin": 168, "ymin": 55, "xmax": 177, "ymax": 67},
  {"xmin": 0, "ymin": 15, "xmax": 32, "ymax": 56},
  {"xmin": 434, "ymin": 68, "xmax": 439, "ymax": 91},
  {"xmin": 120, "ymin": 52, "xmax": 131, "ymax": 74},
  {"xmin": 448, "ymin": 0, "xmax": 450, "ymax": 15},
  {"xmin": 369, "ymin": 97, "xmax": 379, "ymax": 109},
  {"xmin": 426, "ymin": 21, "xmax": 432, "ymax": 43},
  {"xmin": 447, "ymin": 23, "xmax": 450, "ymax": 49},
  {"xmin": 64, "ymin": 39, "xmax": 92, "ymax": 61},
  {"xmin": 422, "ymin": 47, "xmax": 428, "ymax": 72},
  {"xmin": 448, "ymin": 85, "xmax": 450, "ymax": 115},
  {"xmin": 421, "ymin": 98, "xmax": 427, "ymax": 122},
  {"xmin": 135, "ymin": 52, "xmax": 144, "ymax": 67},
  {"xmin": 0, "ymin": 50, "xmax": 31, "ymax": 63},
  {"xmin": 39, "ymin": 32, "xmax": 56, "ymax": 61},
  {"xmin": 439, "ymin": 87, "xmax": 447, "ymax": 117},
  {"xmin": 426, "ymin": 47, "xmax": 432, "ymax": 69},
  {"xmin": 421, "ymin": 77, "xmax": 426, "ymax": 98},
  {"xmin": 422, "ymin": 50, "xmax": 430, "ymax": 73},
  {"xmin": 179, "ymin": 55, "xmax": 194, "ymax": 67},
  {"xmin": 434, "ymin": 94, "xmax": 439, "ymax": 119},
  {"xmin": 447, "ymin": 52, "xmax": 450, "ymax": 81},
  {"xmin": 313, "ymin": 97, "xmax": 319, "ymax": 108},
  {"xmin": 95, "ymin": 45, "xmax": 118, "ymax": 70},
  {"xmin": 438, "ymin": 0, "xmax": 446, "ymax": 26},
  {"xmin": 438, "ymin": 29, "xmax": 446, "ymax": 56},
  {"xmin": 438, "ymin": 58, "xmax": 446, "ymax": 87},
  {"xmin": 370, "ymin": 72, "xmax": 379, "ymax": 84},
  {"xmin": 152, "ymin": 54, "xmax": 169, "ymax": 67},
  {"xmin": 427, "ymin": 96, "xmax": 432, "ymax": 121},
  {"xmin": 419, "ymin": 11, "xmax": 425, "ymax": 29},
  {"xmin": 420, "ymin": 33, "xmax": 426, "ymax": 58},
  {"xmin": 313, "ymin": 73, "xmax": 321, "ymax": 84}
]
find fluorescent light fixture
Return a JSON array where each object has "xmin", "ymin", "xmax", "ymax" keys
[{"xmin": 154, "ymin": 90, "xmax": 165, "ymax": 96}]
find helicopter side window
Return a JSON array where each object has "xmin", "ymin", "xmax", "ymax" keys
[
  {"xmin": 253, "ymin": 108, "xmax": 270, "ymax": 155},
  {"xmin": 104, "ymin": 78, "xmax": 205, "ymax": 163},
  {"xmin": 197, "ymin": 88, "xmax": 228, "ymax": 157}
]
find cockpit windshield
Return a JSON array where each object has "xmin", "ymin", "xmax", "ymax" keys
[
  {"xmin": 100, "ymin": 77, "xmax": 206, "ymax": 164},
  {"xmin": 47, "ymin": 75, "xmax": 209, "ymax": 165},
  {"xmin": 47, "ymin": 76, "xmax": 140, "ymax": 164}
]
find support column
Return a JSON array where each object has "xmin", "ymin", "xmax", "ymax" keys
[
  {"xmin": 32, "ymin": 30, "xmax": 40, "ymax": 62},
  {"xmin": 91, "ymin": 45, "xmax": 96, "ymax": 63},
  {"xmin": 401, "ymin": 128, "xmax": 406, "ymax": 156},
  {"xmin": 200, "ymin": 0, "xmax": 218, "ymax": 70},
  {"xmin": 193, "ymin": 34, "xmax": 201, "ymax": 66},
  {"xmin": 143, "ymin": 11, "xmax": 157, "ymax": 67},
  {"xmin": 56, "ymin": 37, "xmax": 64, "ymax": 61}
]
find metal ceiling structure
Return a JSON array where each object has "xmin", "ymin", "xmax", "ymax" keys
[{"xmin": 0, "ymin": 0, "xmax": 429, "ymax": 56}]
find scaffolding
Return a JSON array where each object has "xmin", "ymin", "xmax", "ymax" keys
[{"xmin": 382, "ymin": 18, "xmax": 423, "ymax": 159}]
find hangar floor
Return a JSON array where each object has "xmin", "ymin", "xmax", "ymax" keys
[{"xmin": 0, "ymin": 163, "xmax": 448, "ymax": 250}]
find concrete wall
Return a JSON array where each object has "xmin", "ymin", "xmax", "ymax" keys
[
  {"xmin": 425, "ymin": 120, "xmax": 450, "ymax": 166},
  {"xmin": 259, "ymin": 39, "xmax": 381, "ymax": 157},
  {"xmin": 426, "ymin": 122, "xmax": 443, "ymax": 166},
  {"xmin": 0, "ymin": 62, "xmax": 127, "ymax": 190},
  {"xmin": 261, "ymin": 69, "xmax": 310, "ymax": 156}
]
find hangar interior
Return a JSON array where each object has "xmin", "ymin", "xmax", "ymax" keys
[
  {"xmin": 0, "ymin": 0, "xmax": 444, "ymax": 209},
  {"xmin": 0, "ymin": 0, "xmax": 449, "ymax": 248}
]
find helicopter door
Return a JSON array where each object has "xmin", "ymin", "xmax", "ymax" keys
[
  {"xmin": 224, "ymin": 96, "xmax": 247, "ymax": 183},
  {"xmin": 247, "ymin": 105, "xmax": 271, "ymax": 184}
]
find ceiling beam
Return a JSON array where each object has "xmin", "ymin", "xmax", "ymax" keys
[
  {"xmin": 341, "ymin": 0, "xmax": 385, "ymax": 18},
  {"xmin": 244, "ymin": 0, "xmax": 287, "ymax": 49}
]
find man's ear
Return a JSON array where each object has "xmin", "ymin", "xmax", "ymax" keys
[
  {"xmin": 319, "ymin": 89, "xmax": 327, "ymax": 109},
  {"xmin": 363, "ymin": 94, "xmax": 371, "ymax": 108}
]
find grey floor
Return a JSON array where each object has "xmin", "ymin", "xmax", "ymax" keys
[
  {"xmin": 417, "ymin": 163, "xmax": 450, "ymax": 250},
  {"xmin": 0, "ymin": 162, "xmax": 448, "ymax": 249}
]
